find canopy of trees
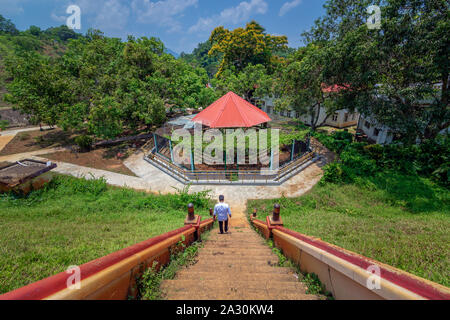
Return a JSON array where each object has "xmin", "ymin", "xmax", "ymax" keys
[
  {"xmin": 301, "ymin": 0, "xmax": 449, "ymax": 142},
  {"xmin": 4, "ymin": 30, "xmax": 216, "ymax": 138},
  {"xmin": 3, "ymin": 4, "xmax": 449, "ymax": 145},
  {"xmin": 209, "ymin": 21, "xmax": 288, "ymax": 76},
  {"xmin": 180, "ymin": 41, "xmax": 220, "ymax": 78}
]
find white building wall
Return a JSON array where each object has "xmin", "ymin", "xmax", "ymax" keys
[
  {"xmin": 357, "ymin": 116, "xmax": 394, "ymax": 145},
  {"xmin": 260, "ymin": 96, "xmax": 359, "ymax": 128}
]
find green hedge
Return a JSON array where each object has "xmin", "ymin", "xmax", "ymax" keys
[{"xmin": 315, "ymin": 131, "xmax": 450, "ymax": 187}]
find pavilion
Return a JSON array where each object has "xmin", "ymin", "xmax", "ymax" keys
[
  {"xmin": 147, "ymin": 91, "xmax": 313, "ymax": 184},
  {"xmin": 192, "ymin": 91, "xmax": 271, "ymax": 128}
]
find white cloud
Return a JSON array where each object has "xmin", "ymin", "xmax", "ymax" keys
[
  {"xmin": 189, "ymin": 0, "xmax": 268, "ymax": 33},
  {"xmin": 95, "ymin": 0, "xmax": 130, "ymax": 31},
  {"xmin": 50, "ymin": 12, "xmax": 66, "ymax": 23},
  {"xmin": 50, "ymin": 0, "xmax": 130, "ymax": 32},
  {"xmin": 131, "ymin": 0, "xmax": 198, "ymax": 32},
  {"xmin": 0, "ymin": 0, "xmax": 26, "ymax": 16},
  {"xmin": 279, "ymin": 0, "xmax": 301, "ymax": 17}
]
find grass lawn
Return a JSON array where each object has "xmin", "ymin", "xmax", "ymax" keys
[
  {"xmin": 0, "ymin": 175, "xmax": 212, "ymax": 294},
  {"xmin": 247, "ymin": 172, "xmax": 450, "ymax": 287}
]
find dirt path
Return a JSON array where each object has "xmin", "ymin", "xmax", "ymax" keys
[
  {"xmin": 0, "ymin": 126, "xmax": 53, "ymax": 156},
  {"xmin": 0, "ymin": 135, "xmax": 14, "ymax": 154}
]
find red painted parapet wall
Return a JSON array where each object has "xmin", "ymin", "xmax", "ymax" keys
[
  {"xmin": 1, "ymin": 216, "xmax": 215, "ymax": 300},
  {"xmin": 250, "ymin": 215, "xmax": 450, "ymax": 300}
]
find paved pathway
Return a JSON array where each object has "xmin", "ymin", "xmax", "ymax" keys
[
  {"xmin": 1, "ymin": 148, "xmax": 324, "ymax": 211},
  {"xmin": 123, "ymin": 150, "xmax": 325, "ymax": 209}
]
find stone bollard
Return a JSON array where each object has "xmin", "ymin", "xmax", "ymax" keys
[
  {"xmin": 185, "ymin": 203, "xmax": 200, "ymax": 241},
  {"xmin": 269, "ymin": 204, "xmax": 283, "ymax": 226},
  {"xmin": 185, "ymin": 203, "xmax": 198, "ymax": 225}
]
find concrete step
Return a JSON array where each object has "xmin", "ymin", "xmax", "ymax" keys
[
  {"xmin": 175, "ymin": 272, "xmax": 297, "ymax": 282},
  {"xmin": 199, "ymin": 248, "xmax": 274, "ymax": 256},
  {"xmin": 192, "ymin": 257, "xmax": 279, "ymax": 267},
  {"xmin": 182, "ymin": 265, "xmax": 293, "ymax": 274},
  {"xmin": 161, "ymin": 280, "xmax": 309, "ymax": 293},
  {"xmin": 197, "ymin": 253, "xmax": 276, "ymax": 260},
  {"xmin": 203, "ymin": 242, "xmax": 267, "ymax": 247},
  {"xmin": 164, "ymin": 290, "xmax": 319, "ymax": 301},
  {"xmin": 205, "ymin": 237, "xmax": 264, "ymax": 242}
]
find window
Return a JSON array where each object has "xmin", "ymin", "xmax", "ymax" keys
[
  {"xmin": 332, "ymin": 113, "xmax": 339, "ymax": 122},
  {"xmin": 267, "ymin": 106, "xmax": 272, "ymax": 114},
  {"xmin": 344, "ymin": 113, "xmax": 349, "ymax": 122},
  {"xmin": 364, "ymin": 121, "xmax": 371, "ymax": 129},
  {"xmin": 374, "ymin": 128, "xmax": 380, "ymax": 137},
  {"xmin": 295, "ymin": 112, "xmax": 300, "ymax": 119}
]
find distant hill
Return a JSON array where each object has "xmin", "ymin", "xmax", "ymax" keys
[
  {"xmin": 0, "ymin": 15, "xmax": 82, "ymax": 112},
  {"xmin": 165, "ymin": 48, "xmax": 179, "ymax": 58}
]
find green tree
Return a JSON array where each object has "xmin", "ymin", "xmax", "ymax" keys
[
  {"xmin": 209, "ymin": 21, "xmax": 288, "ymax": 76},
  {"xmin": 212, "ymin": 64, "xmax": 272, "ymax": 102},
  {"xmin": 275, "ymin": 45, "xmax": 341, "ymax": 131},
  {"xmin": 306, "ymin": 0, "xmax": 449, "ymax": 143},
  {"xmin": 180, "ymin": 41, "xmax": 221, "ymax": 78},
  {"xmin": 0, "ymin": 15, "xmax": 19, "ymax": 35},
  {"xmin": 5, "ymin": 52, "xmax": 71, "ymax": 129}
]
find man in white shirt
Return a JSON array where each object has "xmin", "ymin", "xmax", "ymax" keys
[{"xmin": 214, "ymin": 195, "xmax": 232, "ymax": 234}]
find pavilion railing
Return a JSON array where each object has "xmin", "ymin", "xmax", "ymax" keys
[{"xmin": 145, "ymin": 148, "xmax": 315, "ymax": 185}]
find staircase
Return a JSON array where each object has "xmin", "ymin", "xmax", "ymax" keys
[{"xmin": 160, "ymin": 210, "xmax": 320, "ymax": 300}]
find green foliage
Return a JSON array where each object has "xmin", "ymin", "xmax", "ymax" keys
[
  {"xmin": 316, "ymin": 130, "xmax": 450, "ymax": 187},
  {"xmin": 302, "ymin": 273, "xmax": 327, "ymax": 296},
  {"xmin": 74, "ymin": 135, "xmax": 93, "ymax": 152},
  {"xmin": 247, "ymin": 179, "xmax": 450, "ymax": 286},
  {"xmin": 275, "ymin": 44, "xmax": 343, "ymax": 131},
  {"xmin": 0, "ymin": 175, "xmax": 212, "ymax": 294},
  {"xmin": 171, "ymin": 184, "xmax": 212, "ymax": 209},
  {"xmin": 305, "ymin": 0, "xmax": 449, "ymax": 142},
  {"xmin": 321, "ymin": 162, "xmax": 347, "ymax": 184},
  {"xmin": 212, "ymin": 64, "xmax": 272, "ymax": 102},
  {"xmin": 209, "ymin": 21, "xmax": 288, "ymax": 76},
  {"xmin": 0, "ymin": 14, "xmax": 19, "ymax": 35},
  {"xmin": 313, "ymin": 130, "xmax": 353, "ymax": 153},
  {"xmin": 137, "ymin": 240, "xmax": 205, "ymax": 300},
  {"xmin": 5, "ymin": 30, "xmax": 214, "ymax": 138},
  {"xmin": 0, "ymin": 119, "xmax": 8, "ymax": 130},
  {"xmin": 180, "ymin": 41, "xmax": 220, "ymax": 78},
  {"xmin": 46, "ymin": 174, "xmax": 107, "ymax": 197}
]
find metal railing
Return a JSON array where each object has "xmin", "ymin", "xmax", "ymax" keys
[{"xmin": 145, "ymin": 148, "xmax": 316, "ymax": 185}]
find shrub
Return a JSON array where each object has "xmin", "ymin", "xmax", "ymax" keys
[
  {"xmin": 75, "ymin": 135, "xmax": 93, "ymax": 152},
  {"xmin": 18, "ymin": 132, "xmax": 30, "ymax": 141},
  {"xmin": 340, "ymin": 150, "xmax": 378, "ymax": 176},
  {"xmin": 313, "ymin": 130, "xmax": 353, "ymax": 153},
  {"xmin": 321, "ymin": 163, "xmax": 346, "ymax": 184},
  {"xmin": 0, "ymin": 120, "xmax": 8, "ymax": 130},
  {"xmin": 48, "ymin": 174, "xmax": 108, "ymax": 197}
]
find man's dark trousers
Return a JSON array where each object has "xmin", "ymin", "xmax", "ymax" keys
[{"xmin": 219, "ymin": 220, "xmax": 229, "ymax": 234}]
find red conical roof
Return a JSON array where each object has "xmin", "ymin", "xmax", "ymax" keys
[{"xmin": 193, "ymin": 92, "xmax": 271, "ymax": 128}]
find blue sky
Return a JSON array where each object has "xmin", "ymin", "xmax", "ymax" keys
[{"xmin": 0, "ymin": 0, "xmax": 327, "ymax": 53}]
